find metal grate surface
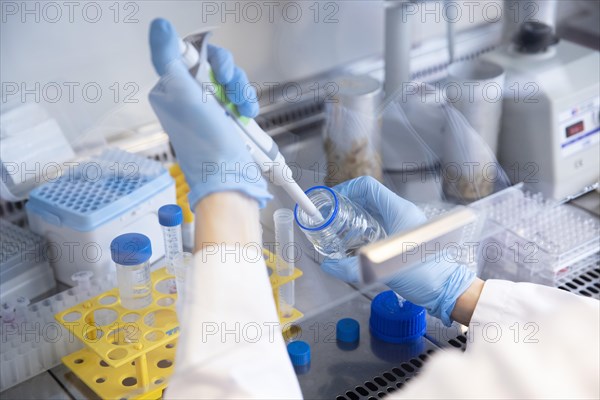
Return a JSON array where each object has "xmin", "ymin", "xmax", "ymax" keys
[
  {"xmin": 446, "ymin": 333, "xmax": 468, "ymax": 351},
  {"xmin": 335, "ymin": 350, "xmax": 435, "ymax": 400},
  {"xmin": 557, "ymin": 254, "xmax": 600, "ymax": 299}
]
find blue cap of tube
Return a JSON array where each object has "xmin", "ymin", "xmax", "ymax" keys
[
  {"xmin": 158, "ymin": 204, "xmax": 183, "ymax": 227},
  {"xmin": 337, "ymin": 318, "xmax": 360, "ymax": 343},
  {"xmin": 110, "ymin": 233, "xmax": 152, "ymax": 266},
  {"xmin": 287, "ymin": 341, "xmax": 310, "ymax": 366},
  {"xmin": 369, "ymin": 291, "xmax": 426, "ymax": 343}
]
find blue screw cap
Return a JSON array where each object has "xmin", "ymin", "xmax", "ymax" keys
[
  {"xmin": 158, "ymin": 204, "xmax": 183, "ymax": 227},
  {"xmin": 287, "ymin": 341, "xmax": 310, "ymax": 366},
  {"xmin": 370, "ymin": 291, "xmax": 426, "ymax": 343},
  {"xmin": 110, "ymin": 233, "xmax": 152, "ymax": 266},
  {"xmin": 337, "ymin": 318, "xmax": 360, "ymax": 343}
]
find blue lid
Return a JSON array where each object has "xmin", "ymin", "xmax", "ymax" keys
[
  {"xmin": 294, "ymin": 186, "xmax": 338, "ymax": 232},
  {"xmin": 25, "ymin": 148, "xmax": 173, "ymax": 232},
  {"xmin": 287, "ymin": 341, "xmax": 311, "ymax": 366},
  {"xmin": 337, "ymin": 318, "xmax": 360, "ymax": 343},
  {"xmin": 370, "ymin": 291, "xmax": 426, "ymax": 343},
  {"xmin": 158, "ymin": 204, "xmax": 183, "ymax": 227},
  {"xmin": 110, "ymin": 233, "xmax": 152, "ymax": 266}
]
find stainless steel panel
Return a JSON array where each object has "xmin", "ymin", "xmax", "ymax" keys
[{"xmin": 0, "ymin": 372, "xmax": 68, "ymax": 400}]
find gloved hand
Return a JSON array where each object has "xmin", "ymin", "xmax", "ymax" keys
[
  {"xmin": 148, "ymin": 18, "xmax": 271, "ymax": 210},
  {"xmin": 321, "ymin": 176, "xmax": 476, "ymax": 326}
]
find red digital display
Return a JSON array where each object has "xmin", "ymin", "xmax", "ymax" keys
[{"xmin": 566, "ymin": 121, "xmax": 585, "ymax": 137}]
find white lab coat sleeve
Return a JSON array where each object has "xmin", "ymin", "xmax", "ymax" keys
[
  {"xmin": 391, "ymin": 280, "xmax": 600, "ymax": 399},
  {"xmin": 164, "ymin": 245, "xmax": 303, "ymax": 399}
]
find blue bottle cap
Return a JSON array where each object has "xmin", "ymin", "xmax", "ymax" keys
[
  {"xmin": 337, "ymin": 318, "xmax": 360, "ymax": 343},
  {"xmin": 158, "ymin": 204, "xmax": 183, "ymax": 227},
  {"xmin": 287, "ymin": 341, "xmax": 310, "ymax": 366},
  {"xmin": 110, "ymin": 233, "xmax": 152, "ymax": 266},
  {"xmin": 369, "ymin": 291, "xmax": 426, "ymax": 343}
]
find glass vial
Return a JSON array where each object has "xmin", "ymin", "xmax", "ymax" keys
[
  {"xmin": 159, "ymin": 205, "xmax": 184, "ymax": 276},
  {"xmin": 110, "ymin": 233, "xmax": 153, "ymax": 310},
  {"xmin": 294, "ymin": 186, "xmax": 386, "ymax": 259}
]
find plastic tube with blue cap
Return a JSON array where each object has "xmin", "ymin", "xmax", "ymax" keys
[
  {"xmin": 110, "ymin": 233, "xmax": 153, "ymax": 310},
  {"xmin": 159, "ymin": 204, "xmax": 184, "ymax": 276}
]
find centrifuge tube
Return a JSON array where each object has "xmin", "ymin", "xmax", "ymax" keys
[
  {"xmin": 71, "ymin": 271, "xmax": 94, "ymax": 293},
  {"xmin": 173, "ymin": 252, "xmax": 193, "ymax": 316},
  {"xmin": 274, "ymin": 208, "xmax": 296, "ymax": 318},
  {"xmin": 159, "ymin": 205, "xmax": 184, "ymax": 276}
]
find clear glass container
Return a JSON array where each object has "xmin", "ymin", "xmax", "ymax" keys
[
  {"xmin": 294, "ymin": 186, "xmax": 386, "ymax": 259},
  {"xmin": 110, "ymin": 233, "xmax": 153, "ymax": 310}
]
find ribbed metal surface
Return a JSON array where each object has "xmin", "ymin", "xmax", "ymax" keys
[{"xmin": 335, "ymin": 350, "xmax": 436, "ymax": 400}]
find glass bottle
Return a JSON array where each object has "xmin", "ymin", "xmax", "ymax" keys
[{"xmin": 294, "ymin": 186, "xmax": 386, "ymax": 259}]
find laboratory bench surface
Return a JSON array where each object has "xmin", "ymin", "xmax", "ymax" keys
[
  {"xmin": 3, "ymin": 191, "xmax": 598, "ymax": 399},
  {"xmin": 1, "ymin": 123, "xmax": 598, "ymax": 399}
]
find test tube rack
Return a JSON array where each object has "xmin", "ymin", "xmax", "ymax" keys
[
  {"xmin": 0, "ymin": 219, "xmax": 56, "ymax": 304},
  {"xmin": 0, "ymin": 274, "xmax": 116, "ymax": 392},
  {"xmin": 55, "ymin": 250, "xmax": 302, "ymax": 399}
]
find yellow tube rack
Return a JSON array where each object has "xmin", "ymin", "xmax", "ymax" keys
[{"xmin": 56, "ymin": 250, "xmax": 302, "ymax": 399}]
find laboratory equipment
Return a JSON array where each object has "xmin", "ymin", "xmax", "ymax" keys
[
  {"xmin": 384, "ymin": 0, "xmax": 413, "ymax": 102},
  {"xmin": 370, "ymin": 291, "xmax": 427, "ymax": 343},
  {"xmin": 54, "ymin": 249, "xmax": 299, "ymax": 399},
  {"xmin": 273, "ymin": 209, "xmax": 296, "ymax": 318},
  {"xmin": 174, "ymin": 251, "xmax": 193, "ymax": 315},
  {"xmin": 110, "ymin": 233, "xmax": 153, "ymax": 310},
  {"xmin": 0, "ymin": 273, "xmax": 115, "ymax": 392},
  {"xmin": 359, "ymin": 206, "xmax": 478, "ymax": 284},
  {"xmin": 323, "ymin": 75, "xmax": 383, "ymax": 186},
  {"xmin": 0, "ymin": 219, "xmax": 55, "ymax": 301},
  {"xmin": 178, "ymin": 30, "xmax": 322, "ymax": 221},
  {"xmin": 169, "ymin": 164, "xmax": 195, "ymax": 251},
  {"xmin": 295, "ymin": 186, "xmax": 386, "ymax": 259},
  {"xmin": 481, "ymin": 22, "xmax": 600, "ymax": 200},
  {"xmin": 26, "ymin": 148, "xmax": 175, "ymax": 284},
  {"xmin": 0, "ymin": 103, "xmax": 75, "ymax": 202},
  {"xmin": 287, "ymin": 341, "xmax": 311, "ymax": 367},
  {"xmin": 71, "ymin": 270, "xmax": 94, "ymax": 293},
  {"xmin": 55, "ymin": 267, "xmax": 179, "ymax": 399},
  {"xmin": 445, "ymin": 60, "xmax": 505, "ymax": 155},
  {"xmin": 336, "ymin": 318, "xmax": 360, "ymax": 343},
  {"xmin": 471, "ymin": 186, "xmax": 600, "ymax": 291},
  {"xmin": 158, "ymin": 204, "xmax": 183, "ymax": 275}
]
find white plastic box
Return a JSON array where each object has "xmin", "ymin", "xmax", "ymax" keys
[
  {"xmin": 26, "ymin": 148, "xmax": 175, "ymax": 284},
  {"xmin": 0, "ymin": 219, "xmax": 55, "ymax": 301}
]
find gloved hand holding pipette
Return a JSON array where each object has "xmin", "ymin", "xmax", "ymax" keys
[
  {"xmin": 148, "ymin": 18, "xmax": 271, "ymax": 211},
  {"xmin": 149, "ymin": 18, "xmax": 322, "ymax": 220}
]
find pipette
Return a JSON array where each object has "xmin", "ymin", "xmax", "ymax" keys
[{"xmin": 177, "ymin": 31, "xmax": 323, "ymax": 221}]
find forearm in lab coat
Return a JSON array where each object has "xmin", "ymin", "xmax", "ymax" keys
[
  {"xmin": 165, "ymin": 192, "xmax": 303, "ymax": 399},
  {"xmin": 391, "ymin": 280, "xmax": 600, "ymax": 399}
]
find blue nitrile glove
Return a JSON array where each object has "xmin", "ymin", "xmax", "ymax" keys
[
  {"xmin": 321, "ymin": 176, "xmax": 476, "ymax": 326},
  {"xmin": 148, "ymin": 18, "xmax": 271, "ymax": 210}
]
